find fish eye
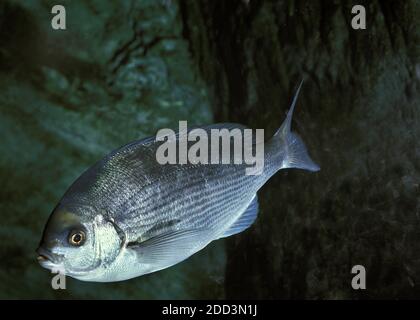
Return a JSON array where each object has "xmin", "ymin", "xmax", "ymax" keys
[{"xmin": 68, "ymin": 230, "xmax": 86, "ymax": 246}]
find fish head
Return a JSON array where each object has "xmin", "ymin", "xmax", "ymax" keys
[{"xmin": 36, "ymin": 204, "xmax": 122, "ymax": 279}]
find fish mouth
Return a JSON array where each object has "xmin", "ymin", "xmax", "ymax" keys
[
  {"xmin": 36, "ymin": 254, "xmax": 49, "ymax": 262},
  {"xmin": 36, "ymin": 247, "xmax": 63, "ymax": 269}
]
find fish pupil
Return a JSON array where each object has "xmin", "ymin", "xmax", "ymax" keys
[
  {"xmin": 69, "ymin": 230, "xmax": 85, "ymax": 246},
  {"xmin": 73, "ymin": 234, "xmax": 81, "ymax": 243}
]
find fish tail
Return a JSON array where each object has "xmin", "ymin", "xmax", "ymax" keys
[{"xmin": 269, "ymin": 80, "xmax": 320, "ymax": 172}]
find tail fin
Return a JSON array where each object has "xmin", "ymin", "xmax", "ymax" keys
[{"xmin": 271, "ymin": 80, "xmax": 320, "ymax": 172}]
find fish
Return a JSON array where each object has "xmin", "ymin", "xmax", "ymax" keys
[{"xmin": 36, "ymin": 81, "xmax": 320, "ymax": 282}]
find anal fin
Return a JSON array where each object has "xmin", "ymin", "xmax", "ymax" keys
[{"xmin": 218, "ymin": 195, "xmax": 259, "ymax": 239}]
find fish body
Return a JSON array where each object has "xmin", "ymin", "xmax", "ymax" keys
[{"xmin": 37, "ymin": 82, "xmax": 319, "ymax": 282}]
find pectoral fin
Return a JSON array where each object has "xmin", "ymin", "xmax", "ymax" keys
[{"xmin": 127, "ymin": 229, "xmax": 210, "ymax": 267}]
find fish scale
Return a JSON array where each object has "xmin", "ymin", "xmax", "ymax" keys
[
  {"xmin": 86, "ymin": 135, "xmax": 267, "ymax": 241},
  {"xmin": 112, "ymin": 160, "xmax": 258, "ymax": 240}
]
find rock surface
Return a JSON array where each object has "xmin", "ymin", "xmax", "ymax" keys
[{"xmin": 180, "ymin": 0, "xmax": 420, "ymax": 298}]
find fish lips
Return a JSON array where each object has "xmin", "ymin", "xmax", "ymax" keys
[{"xmin": 36, "ymin": 247, "xmax": 63, "ymax": 270}]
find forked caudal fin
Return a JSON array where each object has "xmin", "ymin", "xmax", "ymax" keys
[{"xmin": 271, "ymin": 80, "xmax": 320, "ymax": 172}]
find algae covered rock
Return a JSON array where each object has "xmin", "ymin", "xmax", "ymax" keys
[{"xmin": 0, "ymin": 0, "xmax": 222, "ymax": 299}]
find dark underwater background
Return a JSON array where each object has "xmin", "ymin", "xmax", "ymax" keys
[{"xmin": 0, "ymin": 0, "xmax": 419, "ymax": 299}]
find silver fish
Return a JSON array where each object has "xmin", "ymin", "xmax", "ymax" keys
[{"xmin": 36, "ymin": 82, "xmax": 319, "ymax": 282}]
